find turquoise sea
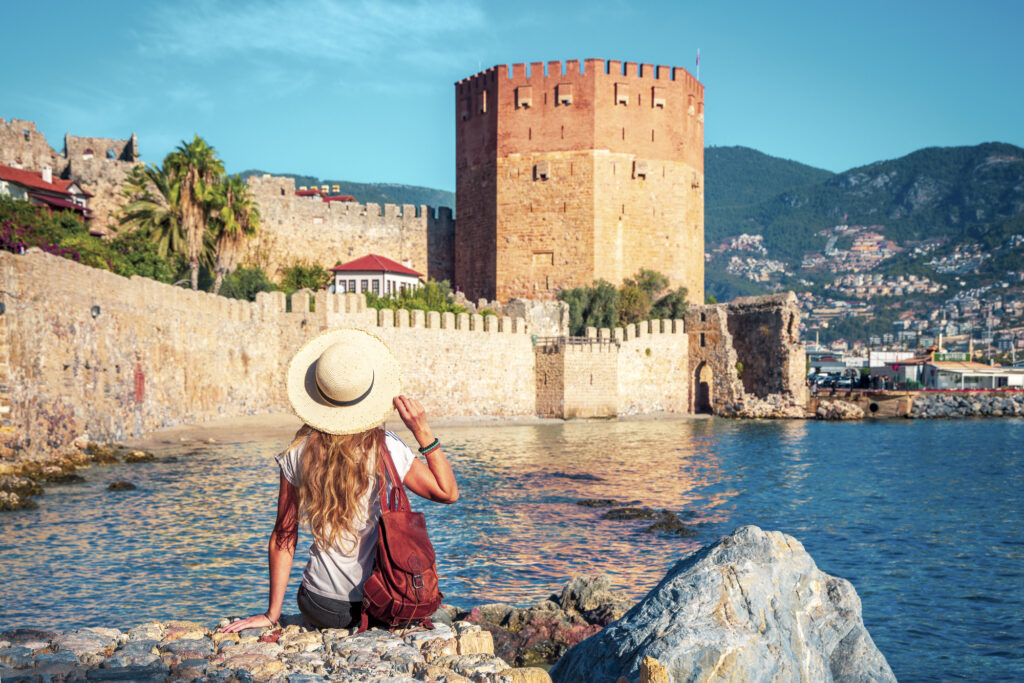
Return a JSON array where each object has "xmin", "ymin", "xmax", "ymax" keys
[{"xmin": 1, "ymin": 418, "xmax": 1022, "ymax": 682}]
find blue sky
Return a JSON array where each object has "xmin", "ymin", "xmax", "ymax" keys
[{"xmin": 3, "ymin": 0, "xmax": 1021, "ymax": 192}]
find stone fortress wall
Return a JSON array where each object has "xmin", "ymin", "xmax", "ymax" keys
[
  {"xmin": 0, "ymin": 250, "xmax": 805, "ymax": 452},
  {"xmin": 0, "ymin": 249, "xmax": 530, "ymax": 451},
  {"xmin": 244, "ymin": 175, "xmax": 455, "ymax": 282},
  {"xmin": 0, "ymin": 118, "xmax": 140, "ymax": 233},
  {"xmin": 455, "ymin": 59, "xmax": 705, "ymax": 303}
]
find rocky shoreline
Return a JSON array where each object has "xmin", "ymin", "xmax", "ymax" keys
[
  {"xmin": 1, "ymin": 527, "xmax": 895, "ymax": 683},
  {"xmin": 909, "ymin": 390, "xmax": 1024, "ymax": 418},
  {"xmin": 0, "ymin": 441, "xmax": 161, "ymax": 511}
]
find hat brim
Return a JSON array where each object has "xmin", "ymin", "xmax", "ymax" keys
[{"xmin": 286, "ymin": 328, "xmax": 402, "ymax": 435}]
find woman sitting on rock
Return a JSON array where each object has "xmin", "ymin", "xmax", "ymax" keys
[{"xmin": 221, "ymin": 328, "xmax": 459, "ymax": 631}]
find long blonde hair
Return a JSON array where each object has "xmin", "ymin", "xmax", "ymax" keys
[{"xmin": 289, "ymin": 424, "xmax": 384, "ymax": 552}]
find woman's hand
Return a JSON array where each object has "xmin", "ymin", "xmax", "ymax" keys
[
  {"xmin": 219, "ymin": 613, "xmax": 275, "ymax": 633},
  {"xmin": 394, "ymin": 395, "xmax": 434, "ymax": 448}
]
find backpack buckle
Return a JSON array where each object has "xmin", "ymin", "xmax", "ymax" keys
[{"xmin": 412, "ymin": 574, "xmax": 424, "ymax": 589}]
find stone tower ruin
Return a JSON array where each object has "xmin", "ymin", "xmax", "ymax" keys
[{"xmin": 455, "ymin": 59, "xmax": 705, "ymax": 303}]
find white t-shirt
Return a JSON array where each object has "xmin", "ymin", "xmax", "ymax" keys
[{"xmin": 275, "ymin": 430, "xmax": 416, "ymax": 601}]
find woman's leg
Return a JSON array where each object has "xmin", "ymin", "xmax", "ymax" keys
[{"xmin": 296, "ymin": 584, "xmax": 361, "ymax": 629}]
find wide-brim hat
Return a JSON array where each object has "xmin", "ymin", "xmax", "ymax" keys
[{"xmin": 286, "ymin": 328, "xmax": 401, "ymax": 435}]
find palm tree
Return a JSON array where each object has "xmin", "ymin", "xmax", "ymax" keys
[
  {"xmin": 165, "ymin": 136, "xmax": 224, "ymax": 290},
  {"xmin": 118, "ymin": 163, "xmax": 186, "ymax": 260},
  {"xmin": 209, "ymin": 175, "xmax": 261, "ymax": 295}
]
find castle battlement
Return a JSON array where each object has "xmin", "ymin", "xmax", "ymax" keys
[
  {"xmin": 247, "ymin": 174, "xmax": 453, "ymax": 225},
  {"xmin": 457, "ymin": 59, "xmax": 701, "ymax": 90}
]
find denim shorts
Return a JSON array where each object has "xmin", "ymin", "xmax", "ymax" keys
[{"xmin": 296, "ymin": 583, "xmax": 362, "ymax": 629}]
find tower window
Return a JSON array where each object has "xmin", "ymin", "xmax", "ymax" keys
[
  {"xmin": 633, "ymin": 160, "xmax": 648, "ymax": 179},
  {"xmin": 651, "ymin": 86, "xmax": 666, "ymax": 108},
  {"xmin": 615, "ymin": 82, "xmax": 629, "ymax": 105},
  {"xmin": 556, "ymin": 83, "xmax": 573, "ymax": 105},
  {"xmin": 516, "ymin": 85, "xmax": 533, "ymax": 109},
  {"xmin": 479, "ymin": 90, "xmax": 487, "ymax": 113},
  {"xmin": 534, "ymin": 161, "xmax": 550, "ymax": 180}
]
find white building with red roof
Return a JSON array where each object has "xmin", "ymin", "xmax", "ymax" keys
[
  {"xmin": 0, "ymin": 163, "xmax": 92, "ymax": 223},
  {"xmin": 330, "ymin": 254, "xmax": 423, "ymax": 296}
]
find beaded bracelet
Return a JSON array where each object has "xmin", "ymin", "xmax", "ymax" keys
[{"xmin": 417, "ymin": 438, "xmax": 441, "ymax": 455}]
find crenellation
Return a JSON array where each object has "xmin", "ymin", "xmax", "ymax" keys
[
  {"xmin": 456, "ymin": 312, "xmax": 470, "ymax": 330},
  {"xmin": 411, "ymin": 310, "xmax": 426, "ymax": 329},
  {"xmin": 395, "ymin": 309, "xmax": 410, "ymax": 328},
  {"xmin": 378, "ymin": 309, "xmax": 394, "ymax": 328},
  {"xmin": 290, "ymin": 290, "xmax": 310, "ymax": 315},
  {"xmin": 499, "ymin": 315, "xmax": 513, "ymax": 333},
  {"xmin": 442, "ymin": 312, "xmax": 456, "ymax": 329},
  {"xmin": 425, "ymin": 311, "xmax": 439, "ymax": 329}
]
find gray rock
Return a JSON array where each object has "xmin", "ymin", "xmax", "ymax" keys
[
  {"xmin": 550, "ymin": 525, "xmax": 895, "ymax": 683},
  {"xmin": 160, "ymin": 636, "xmax": 214, "ymax": 656},
  {"xmin": 85, "ymin": 662, "xmax": 168, "ymax": 681},
  {"xmin": 33, "ymin": 650, "xmax": 80, "ymax": 665},
  {"xmin": 0, "ymin": 646, "xmax": 34, "ymax": 667}
]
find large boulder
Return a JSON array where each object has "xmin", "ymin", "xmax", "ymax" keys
[{"xmin": 550, "ymin": 526, "xmax": 895, "ymax": 683}]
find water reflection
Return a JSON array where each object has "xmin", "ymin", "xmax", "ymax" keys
[{"xmin": 1, "ymin": 418, "xmax": 1022, "ymax": 683}]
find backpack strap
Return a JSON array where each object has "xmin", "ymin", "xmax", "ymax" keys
[{"xmin": 378, "ymin": 438, "xmax": 411, "ymax": 513}]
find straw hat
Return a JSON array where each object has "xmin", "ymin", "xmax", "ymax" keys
[{"xmin": 286, "ymin": 328, "xmax": 401, "ymax": 435}]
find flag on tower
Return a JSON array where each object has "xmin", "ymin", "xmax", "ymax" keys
[{"xmin": 696, "ymin": 48, "xmax": 701, "ymax": 79}]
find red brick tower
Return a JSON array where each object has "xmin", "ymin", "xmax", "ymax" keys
[{"xmin": 455, "ymin": 59, "xmax": 704, "ymax": 303}]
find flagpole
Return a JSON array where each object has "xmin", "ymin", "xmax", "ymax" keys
[{"xmin": 696, "ymin": 48, "xmax": 701, "ymax": 80}]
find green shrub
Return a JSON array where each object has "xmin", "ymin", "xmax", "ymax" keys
[{"xmin": 220, "ymin": 266, "xmax": 277, "ymax": 301}]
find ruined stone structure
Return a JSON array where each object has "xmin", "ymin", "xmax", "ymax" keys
[
  {"xmin": 246, "ymin": 175, "xmax": 454, "ymax": 282},
  {"xmin": 685, "ymin": 293, "xmax": 808, "ymax": 415},
  {"xmin": 455, "ymin": 59, "xmax": 705, "ymax": 303},
  {"xmin": 0, "ymin": 118, "xmax": 140, "ymax": 233}
]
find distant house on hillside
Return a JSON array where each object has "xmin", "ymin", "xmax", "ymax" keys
[
  {"xmin": 0, "ymin": 163, "xmax": 92, "ymax": 224},
  {"xmin": 330, "ymin": 254, "xmax": 422, "ymax": 296}
]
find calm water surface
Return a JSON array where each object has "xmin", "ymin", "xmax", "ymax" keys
[{"xmin": 1, "ymin": 418, "xmax": 1022, "ymax": 682}]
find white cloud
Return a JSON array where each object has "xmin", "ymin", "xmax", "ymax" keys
[{"xmin": 143, "ymin": 0, "xmax": 485, "ymax": 69}]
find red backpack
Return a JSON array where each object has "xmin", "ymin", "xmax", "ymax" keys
[{"xmin": 358, "ymin": 444, "xmax": 443, "ymax": 631}]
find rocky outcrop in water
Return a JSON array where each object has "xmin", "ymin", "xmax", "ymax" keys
[
  {"xmin": 722, "ymin": 393, "xmax": 807, "ymax": 419},
  {"xmin": 464, "ymin": 575, "xmax": 635, "ymax": 668},
  {"xmin": 550, "ymin": 525, "xmax": 895, "ymax": 683},
  {"xmin": 910, "ymin": 391, "xmax": 1024, "ymax": 418},
  {"xmin": 0, "ymin": 619, "xmax": 550, "ymax": 683},
  {"xmin": 0, "ymin": 442, "xmax": 158, "ymax": 512},
  {"xmin": 816, "ymin": 400, "xmax": 865, "ymax": 420}
]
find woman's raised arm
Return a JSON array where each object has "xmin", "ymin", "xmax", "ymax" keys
[{"xmin": 394, "ymin": 395, "xmax": 459, "ymax": 504}]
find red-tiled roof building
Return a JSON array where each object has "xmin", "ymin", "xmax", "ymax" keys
[
  {"xmin": 0, "ymin": 163, "xmax": 92, "ymax": 221},
  {"xmin": 330, "ymin": 254, "xmax": 423, "ymax": 296}
]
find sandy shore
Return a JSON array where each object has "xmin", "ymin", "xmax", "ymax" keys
[{"xmin": 123, "ymin": 410, "xmax": 706, "ymax": 449}]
